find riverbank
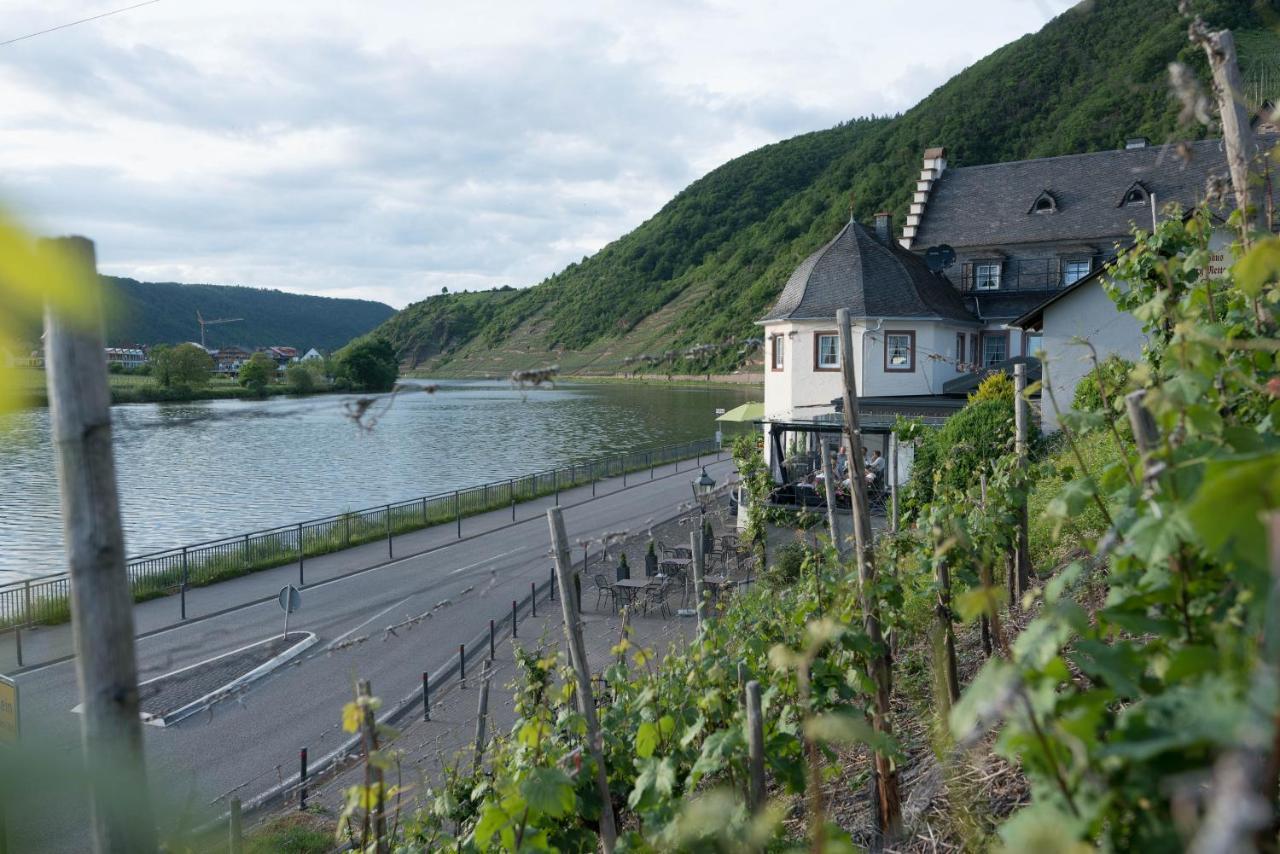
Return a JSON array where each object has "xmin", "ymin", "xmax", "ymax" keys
[
  {"xmin": 12, "ymin": 367, "xmax": 343, "ymax": 408},
  {"xmin": 402, "ymin": 369, "xmax": 763, "ymax": 390}
]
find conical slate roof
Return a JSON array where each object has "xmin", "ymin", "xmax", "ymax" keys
[{"xmin": 759, "ymin": 220, "xmax": 976, "ymax": 324}]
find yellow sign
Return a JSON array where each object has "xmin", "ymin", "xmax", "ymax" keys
[{"xmin": 0, "ymin": 676, "xmax": 16, "ymax": 744}]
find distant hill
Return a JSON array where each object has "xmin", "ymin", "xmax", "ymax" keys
[
  {"xmin": 364, "ymin": 0, "xmax": 1272, "ymax": 377},
  {"xmin": 98, "ymin": 277, "xmax": 395, "ymax": 352}
]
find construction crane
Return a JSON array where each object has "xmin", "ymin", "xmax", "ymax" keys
[{"xmin": 196, "ymin": 310, "xmax": 243, "ymax": 349}]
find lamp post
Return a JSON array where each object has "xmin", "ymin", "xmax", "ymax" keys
[{"xmin": 691, "ymin": 466, "xmax": 717, "ymax": 542}]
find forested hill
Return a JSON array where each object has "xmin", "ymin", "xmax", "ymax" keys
[
  {"xmin": 368, "ymin": 0, "xmax": 1273, "ymax": 377},
  {"xmin": 98, "ymin": 277, "xmax": 395, "ymax": 351}
]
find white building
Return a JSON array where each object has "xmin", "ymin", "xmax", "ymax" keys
[{"xmin": 759, "ymin": 133, "xmax": 1275, "ymax": 468}]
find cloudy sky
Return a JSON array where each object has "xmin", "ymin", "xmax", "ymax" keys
[{"xmin": 2, "ymin": 0, "xmax": 1075, "ymax": 308}]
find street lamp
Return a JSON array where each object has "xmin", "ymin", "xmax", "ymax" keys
[
  {"xmin": 691, "ymin": 465, "xmax": 717, "ymax": 557},
  {"xmin": 691, "ymin": 465, "xmax": 716, "ymax": 520}
]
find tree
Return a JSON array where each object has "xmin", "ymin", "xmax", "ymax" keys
[
  {"xmin": 285, "ymin": 361, "xmax": 319, "ymax": 392},
  {"xmin": 336, "ymin": 337, "xmax": 398, "ymax": 392},
  {"xmin": 151, "ymin": 343, "xmax": 212, "ymax": 390},
  {"xmin": 238, "ymin": 352, "xmax": 276, "ymax": 395}
]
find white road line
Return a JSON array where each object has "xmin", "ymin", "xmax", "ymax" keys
[
  {"xmin": 449, "ymin": 546, "xmax": 524, "ymax": 576},
  {"xmin": 326, "ymin": 596, "xmax": 412, "ymax": 650}
]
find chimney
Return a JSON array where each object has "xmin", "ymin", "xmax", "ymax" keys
[
  {"xmin": 873, "ymin": 211, "xmax": 893, "ymax": 244},
  {"xmin": 1125, "ymin": 137, "xmax": 1149, "ymax": 149},
  {"xmin": 903, "ymin": 146, "xmax": 946, "ymax": 248}
]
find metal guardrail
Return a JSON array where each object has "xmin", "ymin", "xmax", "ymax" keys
[{"xmin": 0, "ymin": 436, "xmax": 721, "ymax": 630}]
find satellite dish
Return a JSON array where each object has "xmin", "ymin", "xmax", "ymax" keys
[{"xmin": 924, "ymin": 244, "xmax": 956, "ymax": 272}]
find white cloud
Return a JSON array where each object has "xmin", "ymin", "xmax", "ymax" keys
[{"xmin": 0, "ymin": 0, "xmax": 1076, "ymax": 308}]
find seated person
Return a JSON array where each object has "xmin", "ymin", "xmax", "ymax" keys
[{"xmin": 866, "ymin": 450, "xmax": 886, "ymax": 484}]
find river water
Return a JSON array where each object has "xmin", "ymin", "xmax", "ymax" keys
[{"xmin": 0, "ymin": 381, "xmax": 756, "ymax": 583}]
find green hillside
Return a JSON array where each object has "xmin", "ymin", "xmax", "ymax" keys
[
  {"xmin": 97, "ymin": 277, "xmax": 395, "ymax": 352},
  {"xmin": 369, "ymin": 0, "xmax": 1272, "ymax": 377}
]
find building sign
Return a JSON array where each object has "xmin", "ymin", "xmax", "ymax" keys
[{"xmin": 0, "ymin": 675, "xmax": 16, "ymax": 744}]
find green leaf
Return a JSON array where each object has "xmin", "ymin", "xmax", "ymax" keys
[
  {"xmin": 804, "ymin": 712, "xmax": 897, "ymax": 756},
  {"xmin": 1186, "ymin": 452, "xmax": 1280, "ymax": 574},
  {"xmin": 473, "ymin": 802, "xmax": 510, "ymax": 848},
  {"xmin": 520, "ymin": 767, "xmax": 576, "ymax": 818},
  {"xmin": 998, "ymin": 802, "xmax": 1092, "ymax": 853},
  {"xmin": 1231, "ymin": 236, "xmax": 1280, "ymax": 297},
  {"xmin": 636, "ymin": 721, "xmax": 659, "ymax": 759},
  {"xmin": 955, "ymin": 586, "xmax": 1002, "ymax": 623},
  {"xmin": 950, "ymin": 658, "xmax": 1019, "ymax": 745},
  {"xmin": 1069, "ymin": 638, "xmax": 1144, "ymax": 697},
  {"xmin": 629, "ymin": 756, "xmax": 677, "ymax": 810}
]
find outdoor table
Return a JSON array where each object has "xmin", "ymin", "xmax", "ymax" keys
[{"xmin": 614, "ymin": 578, "xmax": 653, "ymax": 609}]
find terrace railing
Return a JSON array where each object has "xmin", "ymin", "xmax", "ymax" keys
[{"xmin": 0, "ymin": 435, "xmax": 722, "ymax": 631}]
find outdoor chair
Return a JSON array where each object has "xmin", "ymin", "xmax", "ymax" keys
[
  {"xmin": 641, "ymin": 576, "xmax": 672, "ymax": 619},
  {"xmin": 661, "ymin": 543, "xmax": 692, "ymax": 561},
  {"xmin": 591, "ymin": 573, "xmax": 618, "ymax": 612}
]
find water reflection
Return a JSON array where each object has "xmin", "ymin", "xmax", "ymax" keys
[{"xmin": 0, "ymin": 381, "xmax": 756, "ymax": 582}]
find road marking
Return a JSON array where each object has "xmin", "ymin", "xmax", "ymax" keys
[
  {"xmin": 449, "ymin": 547, "xmax": 523, "ymax": 576},
  {"xmin": 326, "ymin": 597, "xmax": 412, "ymax": 650}
]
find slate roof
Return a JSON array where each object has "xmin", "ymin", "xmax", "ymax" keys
[
  {"xmin": 760, "ymin": 220, "xmax": 977, "ymax": 324},
  {"xmin": 940, "ymin": 355, "xmax": 1041, "ymax": 397},
  {"xmin": 911, "ymin": 138, "xmax": 1254, "ymax": 248},
  {"xmin": 965, "ymin": 291, "xmax": 1054, "ymax": 322}
]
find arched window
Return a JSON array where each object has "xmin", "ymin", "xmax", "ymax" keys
[
  {"xmin": 1120, "ymin": 181, "xmax": 1149, "ymax": 206},
  {"xmin": 1029, "ymin": 190, "xmax": 1058, "ymax": 214}
]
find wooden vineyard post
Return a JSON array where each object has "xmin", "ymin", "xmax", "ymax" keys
[
  {"xmin": 889, "ymin": 434, "xmax": 899, "ymax": 535},
  {"xmin": 229, "ymin": 797, "xmax": 243, "ymax": 854},
  {"xmin": 819, "ymin": 440, "xmax": 848, "ymax": 559},
  {"xmin": 1013, "ymin": 363, "xmax": 1031, "ymax": 604},
  {"xmin": 548, "ymin": 508, "xmax": 617, "ymax": 853},
  {"xmin": 745, "ymin": 680, "xmax": 766, "ymax": 813},
  {"xmin": 1195, "ymin": 26, "xmax": 1260, "ymax": 233},
  {"xmin": 473, "ymin": 662, "xmax": 492, "ymax": 773},
  {"xmin": 935, "ymin": 552, "xmax": 961, "ymax": 707},
  {"xmin": 977, "ymin": 474, "xmax": 994, "ymax": 657},
  {"xmin": 356, "ymin": 679, "xmax": 386, "ymax": 847},
  {"xmin": 43, "ymin": 236, "xmax": 157, "ymax": 853},
  {"xmin": 836, "ymin": 308, "xmax": 902, "ymax": 842},
  {"xmin": 1125, "ymin": 390, "xmax": 1161, "ymax": 488}
]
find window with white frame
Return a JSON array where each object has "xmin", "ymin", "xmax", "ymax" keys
[
  {"xmin": 955, "ymin": 333, "xmax": 965, "ymax": 368},
  {"xmin": 981, "ymin": 333, "xmax": 1007, "ymax": 366},
  {"xmin": 771, "ymin": 334, "xmax": 784, "ymax": 370},
  {"xmin": 1063, "ymin": 259, "xmax": 1091, "ymax": 285},
  {"xmin": 884, "ymin": 331, "xmax": 915, "ymax": 372},
  {"xmin": 974, "ymin": 262, "xmax": 1002, "ymax": 290},
  {"xmin": 1024, "ymin": 332, "xmax": 1044, "ymax": 356},
  {"xmin": 814, "ymin": 333, "xmax": 839, "ymax": 370}
]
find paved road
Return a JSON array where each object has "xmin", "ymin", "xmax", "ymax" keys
[{"xmin": 6, "ymin": 452, "xmax": 735, "ymax": 851}]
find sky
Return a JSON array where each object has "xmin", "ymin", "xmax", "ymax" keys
[{"xmin": 1, "ymin": 0, "xmax": 1077, "ymax": 309}]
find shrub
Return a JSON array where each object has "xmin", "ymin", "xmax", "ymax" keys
[
  {"xmin": 769, "ymin": 541, "xmax": 807, "ymax": 585},
  {"xmin": 1071, "ymin": 354, "xmax": 1134, "ymax": 414},
  {"xmin": 285, "ymin": 362, "xmax": 316, "ymax": 392},
  {"xmin": 238, "ymin": 352, "xmax": 276, "ymax": 395},
  {"xmin": 904, "ymin": 398, "xmax": 1022, "ymax": 513},
  {"xmin": 968, "ymin": 371, "xmax": 1013, "ymax": 403},
  {"xmin": 151, "ymin": 343, "xmax": 213, "ymax": 390}
]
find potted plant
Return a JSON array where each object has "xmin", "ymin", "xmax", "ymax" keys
[
  {"xmin": 645, "ymin": 541, "xmax": 658, "ymax": 577},
  {"xmin": 616, "ymin": 552, "xmax": 631, "ymax": 582}
]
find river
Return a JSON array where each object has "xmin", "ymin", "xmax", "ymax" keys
[{"xmin": 0, "ymin": 380, "xmax": 757, "ymax": 583}]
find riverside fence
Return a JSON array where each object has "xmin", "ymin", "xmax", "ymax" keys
[{"xmin": 0, "ymin": 435, "xmax": 722, "ymax": 632}]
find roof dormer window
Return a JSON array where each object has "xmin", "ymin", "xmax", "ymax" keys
[
  {"xmin": 1120, "ymin": 181, "xmax": 1149, "ymax": 207},
  {"xmin": 1029, "ymin": 190, "xmax": 1058, "ymax": 214}
]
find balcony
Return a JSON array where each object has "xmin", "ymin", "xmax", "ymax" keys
[{"xmin": 958, "ymin": 255, "xmax": 1116, "ymax": 293}]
